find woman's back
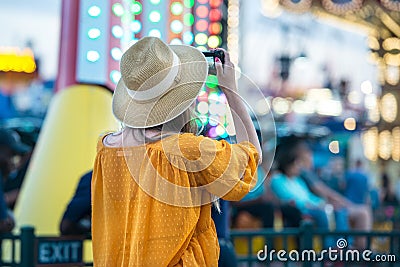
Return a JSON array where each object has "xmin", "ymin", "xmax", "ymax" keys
[{"xmin": 92, "ymin": 132, "xmax": 258, "ymax": 266}]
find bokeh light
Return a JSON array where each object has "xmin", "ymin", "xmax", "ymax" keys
[
  {"xmin": 344, "ymin": 118, "xmax": 356, "ymax": 131},
  {"xmin": 209, "ymin": 22, "xmax": 222, "ymax": 35},
  {"xmin": 170, "ymin": 38, "xmax": 183, "ymax": 45},
  {"xmin": 362, "ymin": 127, "xmax": 378, "ymax": 161},
  {"xmin": 87, "ymin": 51, "xmax": 100, "ymax": 62},
  {"xmin": 149, "ymin": 11, "xmax": 161, "ymax": 23},
  {"xmin": 209, "ymin": 115, "xmax": 221, "ymax": 126},
  {"xmin": 392, "ymin": 127, "xmax": 400, "ymax": 161},
  {"xmin": 149, "ymin": 29, "xmax": 162, "ymax": 38},
  {"xmin": 130, "ymin": 20, "xmax": 142, "ymax": 33},
  {"xmin": 170, "ymin": 20, "xmax": 183, "ymax": 33},
  {"xmin": 381, "ymin": 93, "xmax": 398, "ymax": 123},
  {"xmin": 88, "ymin": 6, "xmax": 101, "ymax": 17},
  {"xmin": 208, "ymin": 127, "xmax": 218, "ymax": 138},
  {"xmin": 111, "ymin": 25, "xmax": 123, "ymax": 39},
  {"xmin": 183, "ymin": 31, "xmax": 194, "ymax": 44},
  {"xmin": 197, "ymin": 89, "xmax": 208, "ymax": 102},
  {"xmin": 195, "ymin": 33, "xmax": 208, "ymax": 45},
  {"xmin": 112, "ymin": 3, "xmax": 124, "ymax": 17},
  {"xmin": 183, "ymin": 14, "xmax": 194, "ymax": 26},
  {"xmin": 329, "ymin": 141, "xmax": 340, "ymax": 154},
  {"xmin": 209, "ymin": 9, "xmax": 222, "ymax": 21},
  {"xmin": 171, "ymin": 2, "xmax": 184, "ymax": 15},
  {"xmin": 131, "ymin": 2, "xmax": 142, "ymax": 15},
  {"xmin": 216, "ymin": 125, "xmax": 226, "ymax": 137},
  {"xmin": 196, "ymin": 5, "xmax": 209, "ymax": 18},
  {"xmin": 197, "ymin": 101, "xmax": 209, "ymax": 114},
  {"xmin": 111, "ymin": 47, "xmax": 123, "ymax": 61},
  {"xmin": 196, "ymin": 46, "xmax": 207, "ymax": 51},
  {"xmin": 379, "ymin": 130, "xmax": 392, "ymax": 160},
  {"xmin": 88, "ymin": 28, "xmax": 101, "ymax": 39},
  {"xmin": 110, "ymin": 70, "xmax": 121, "ymax": 84},
  {"xmin": 210, "ymin": 0, "xmax": 223, "ymax": 8},
  {"xmin": 184, "ymin": 0, "xmax": 195, "ymax": 8},
  {"xmin": 195, "ymin": 20, "xmax": 209, "ymax": 32},
  {"xmin": 208, "ymin": 91, "xmax": 220, "ymax": 102},
  {"xmin": 208, "ymin": 35, "xmax": 221, "ymax": 48},
  {"xmin": 361, "ymin": 80, "xmax": 373, "ymax": 94},
  {"xmin": 206, "ymin": 75, "xmax": 218, "ymax": 88}
]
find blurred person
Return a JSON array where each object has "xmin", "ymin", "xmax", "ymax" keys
[
  {"xmin": 3, "ymin": 152, "xmax": 32, "ymax": 210},
  {"xmin": 59, "ymin": 170, "xmax": 92, "ymax": 236},
  {"xmin": 321, "ymin": 157, "xmax": 346, "ymax": 194},
  {"xmin": 232, "ymin": 159, "xmax": 302, "ymax": 230},
  {"xmin": 211, "ymin": 199, "xmax": 238, "ymax": 267},
  {"xmin": 0, "ymin": 92, "xmax": 16, "ymax": 120},
  {"xmin": 344, "ymin": 159, "xmax": 370, "ymax": 205},
  {"xmin": 232, "ymin": 166, "xmax": 274, "ymax": 229},
  {"xmin": 298, "ymin": 143, "xmax": 372, "ymax": 249},
  {"xmin": 270, "ymin": 140, "xmax": 348, "ymax": 248},
  {"xmin": 232, "ymin": 127, "xmax": 302, "ymax": 231},
  {"xmin": 0, "ymin": 129, "xmax": 31, "ymax": 232},
  {"xmin": 0, "ymin": 129, "xmax": 32, "ymax": 210},
  {"xmin": 91, "ymin": 37, "xmax": 261, "ymax": 266},
  {"xmin": 232, "ymin": 126, "xmax": 274, "ymax": 230},
  {"xmin": 381, "ymin": 169, "xmax": 398, "ymax": 206}
]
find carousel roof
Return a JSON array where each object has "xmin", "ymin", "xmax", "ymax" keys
[{"xmin": 280, "ymin": 0, "xmax": 400, "ymax": 38}]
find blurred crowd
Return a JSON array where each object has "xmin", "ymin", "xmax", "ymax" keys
[
  {"xmin": 0, "ymin": 128, "xmax": 33, "ymax": 232},
  {"xmin": 233, "ymin": 136, "xmax": 374, "ymax": 249}
]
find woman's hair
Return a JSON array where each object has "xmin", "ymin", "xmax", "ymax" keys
[
  {"xmin": 125, "ymin": 105, "xmax": 200, "ymax": 143},
  {"xmin": 122, "ymin": 105, "xmax": 221, "ymax": 211},
  {"xmin": 275, "ymin": 141, "xmax": 302, "ymax": 175}
]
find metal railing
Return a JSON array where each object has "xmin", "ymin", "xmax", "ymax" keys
[
  {"xmin": 0, "ymin": 227, "xmax": 94, "ymax": 267},
  {"xmin": 231, "ymin": 222, "xmax": 400, "ymax": 267},
  {"xmin": 1, "ymin": 223, "xmax": 399, "ymax": 266},
  {"xmin": 0, "ymin": 231, "xmax": 20, "ymax": 267}
]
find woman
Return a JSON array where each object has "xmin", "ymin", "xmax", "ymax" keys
[
  {"xmin": 91, "ymin": 37, "xmax": 262, "ymax": 266},
  {"xmin": 270, "ymin": 140, "xmax": 346, "ymax": 248}
]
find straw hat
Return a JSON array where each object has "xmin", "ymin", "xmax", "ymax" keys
[{"xmin": 112, "ymin": 37, "xmax": 208, "ymax": 128}]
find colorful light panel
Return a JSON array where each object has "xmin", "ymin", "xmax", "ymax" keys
[{"xmin": 77, "ymin": 0, "xmax": 227, "ymax": 118}]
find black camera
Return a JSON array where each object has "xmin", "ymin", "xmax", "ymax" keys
[{"xmin": 202, "ymin": 50, "xmax": 225, "ymax": 75}]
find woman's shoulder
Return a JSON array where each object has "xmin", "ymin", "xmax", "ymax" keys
[
  {"xmin": 157, "ymin": 133, "xmax": 220, "ymax": 159},
  {"xmin": 96, "ymin": 131, "xmax": 116, "ymax": 152}
]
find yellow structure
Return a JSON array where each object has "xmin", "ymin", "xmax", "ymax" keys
[
  {"xmin": 0, "ymin": 47, "xmax": 36, "ymax": 73},
  {"xmin": 14, "ymin": 85, "xmax": 118, "ymax": 235}
]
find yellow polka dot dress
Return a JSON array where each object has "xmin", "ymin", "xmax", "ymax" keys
[{"xmin": 92, "ymin": 133, "xmax": 259, "ymax": 266}]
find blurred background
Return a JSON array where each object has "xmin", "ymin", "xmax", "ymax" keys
[{"xmin": 0, "ymin": 0, "xmax": 400, "ymax": 264}]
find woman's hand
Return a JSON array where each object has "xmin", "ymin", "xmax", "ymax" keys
[
  {"xmin": 213, "ymin": 48, "xmax": 263, "ymax": 163},
  {"xmin": 214, "ymin": 49, "xmax": 238, "ymax": 94}
]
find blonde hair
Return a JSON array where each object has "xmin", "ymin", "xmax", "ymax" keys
[
  {"xmin": 125, "ymin": 105, "xmax": 200, "ymax": 143},
  {"xmin": 121, "ymin": 106, "xmax": 220, "ymax": 212}
]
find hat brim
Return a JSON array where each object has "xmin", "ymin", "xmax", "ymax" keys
[{"xmin": 112, "ymin": 45, "xmax": 208, "ymax": 128}]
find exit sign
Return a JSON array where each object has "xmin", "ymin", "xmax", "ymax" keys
[{"xmin": 36, "ymin": 237, "xmax": 84, "ymax": 266}]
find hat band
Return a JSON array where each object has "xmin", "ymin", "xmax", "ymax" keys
[{"xmin": 126, "ymin": 52, "xmax": 180, "ymax": 101}]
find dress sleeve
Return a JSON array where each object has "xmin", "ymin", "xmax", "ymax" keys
[{"xmin": 180, "ymin": 135, "xmax": 259, "ymax": 201}]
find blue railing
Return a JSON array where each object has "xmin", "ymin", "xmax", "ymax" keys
[
  {"xmin": 231, "ymin": 222, "xmax": 400, "ymax": 267},
  {"xmin": 1, "ymin": 223, "xmax": 399, "ymax": 266}
]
